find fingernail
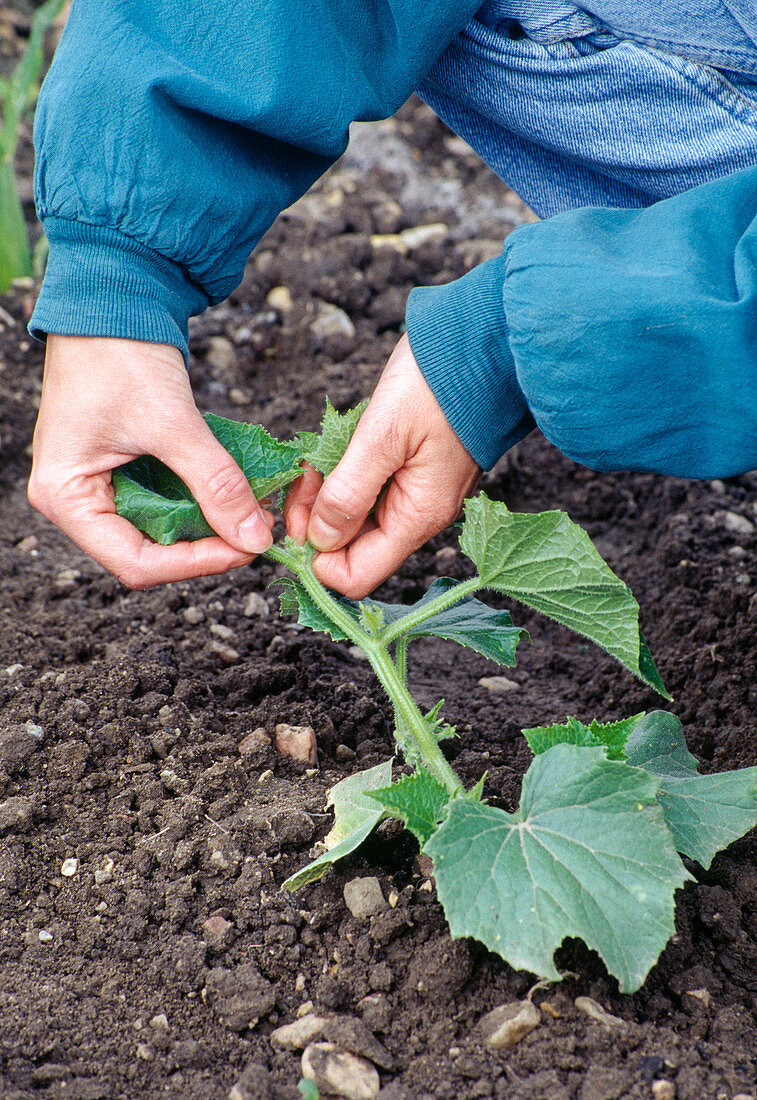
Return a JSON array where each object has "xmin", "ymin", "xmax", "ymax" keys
[
  {"xmin": 238, "ymin": 512, "xmax": 273, "ymax": 553},
  {"xmin": 308, "ymin": 516, "xmax": 341, "ymax": 552}
]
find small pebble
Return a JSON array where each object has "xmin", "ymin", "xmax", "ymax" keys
[
  {"xmin": 271, "ymin": 1013, "xmax": 327, "ymax": 1050},
  {"xmin": 723, "ymin": 510, "xmax": 754, "ymax": 536},
  {"xmin": 311, "ymin": 301, "xmax": 356, "ymax": 341},
  {"xmin": 136, "ymin": 1043, "xmax": 154, "ymax": 1061},
  {"xmin": 38, "ymin": 930, "xmax": 53, "ymax": 943},
  {"xmin": 478, "ymin": 676, "xmax": 519, "ymax": 694},
  {"xmin": 258, "ymin": 770, "xmax": 274, "ymax": 784},
  {"xmin": 60, "ymin": 857, "xmax": 79, "ymax": 877},
  {"xmin": 183, "ymin": 606, "xmax": 205, "ymax": 625},
  {"xmin": 229, "ymin": 388, "xmax": 250, "ymax": 406},
  {"xmin": 343, "ymin": 877, "xmax": 388, "ymax": 920},
  {"xmin": 400, "ymin": 222, "xmax": 447, "ymax": 249},
  {"xmin": 575, "ymin": 996, "xmax": 627, "ymax": 1030},
  {"xmin": 5, "ymin": 664, "xmax": 23, "ymax": 677},
  {"xmin": 210, "ymin": 622, "xmax": 235, "ymax": 642},
  {"xmin": 55, "ymin": 568, "xmax": 82, "ymax": 591},
  {"xmin": 434, "ymin": 546, "xmax": 457, "ymax": 564},
  {"xmin": 210, "ymin": 640, "xmax": 240, "ymax": 665},
  {"xmin": 16, "ymin": 535, "xmax": 38, "ymax": 552},
  {"xmin": 206, "ymin": 335, "xmax": 235, "ymax": 371},
  {"xmin": 301, "ymin": 1042, "xmax": 379, "ymax": 1100},
  {"xmin": 266, "ymin": 285, "xmax": 293, "ymax": 313},
  {"xmin": 238, "ymin": 728, "xmax": 271, "ymax": 754},
  {"xmin": 274, "ymin": 723, "xmax": 317, "ymax": 765},
  {"xmin": 0, "ymin": 796, "xmax": 33, "ymax": 831},
  {"xmin": 243, "ymin": 592, "xmax": 270, "ymax": 618},
  {"xmin": 651, "ymin": 1082, "xmax": 676, "ymax": 1100},
  {"xmin": 150, "ymin": 1014, "xmax": 169, "ymax": 1032},
  {"xmin": 479, "ymin": 1000, "xmax": 541, "ymax": 1050}
]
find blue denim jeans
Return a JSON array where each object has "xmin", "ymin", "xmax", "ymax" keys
[{"xmin": 418, "ymin": 0, "xmax": 757, "ymax": 215}]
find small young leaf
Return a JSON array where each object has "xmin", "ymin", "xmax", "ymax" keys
[
  {"xmin": 114, "ymin": 415, "xmax": 303, "ymax": 544},
  {"xmin": 524, "ymin": 714, "xmax": 644, "ymax": 760},
  {"xmin": 459, "ymin": 495, "xmax": 670, "ymax": 698},
  {"xmin": 523, "ymin": 717, "xmax": 601, "ymax": 756},
  {"xmin": 367, "ymin": 767, "xmax": 449, "ymax": 845},
  {"xmin": 361, "ymin": 578, "xmax": 527, "ymax": 666},
  {"xmin": 625, "ymin": 711, "xmax": 757, "ymax": 868},
  {"xmin": 296, "ymin": 398, "xmax": 368, "ymax": 478},
  {"xmin": 276, "ymin": 578, "xmax": 351, "ymax": 642},
  {"xmin": 424, "ymin": 744, "xmax": 691, "ymax": 993},
  {"xmin": 282, "ymin": 760, "xmax": 393, "ymax": 891}
]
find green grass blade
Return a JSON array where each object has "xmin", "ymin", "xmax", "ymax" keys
[{"xmin": 0, "ymin": 159, "xmax": 31, "ymax": 292}]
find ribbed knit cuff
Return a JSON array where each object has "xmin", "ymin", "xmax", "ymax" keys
[
  {"xmin": 405, "ymin": 252, "xmax": 535, "ymax": 470},
  {"xmin": 29, "ymin": 217, "xmax": 211, "ymax": 362}
]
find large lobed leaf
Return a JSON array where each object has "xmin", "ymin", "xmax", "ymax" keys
[
  {"xmin": 425, "ymin": 744, "xmax": 691, "ymax": 993},
  {"xmin": 283, "ymin": 760, "xmax": 392, "ymax": 891},
  {"xmin": 625, "ymin": 711, "xmax": 757, "ymax": 868},
  {"xmin": 459, "ymin": 495, "xmax": 669, "ymax": 698}
]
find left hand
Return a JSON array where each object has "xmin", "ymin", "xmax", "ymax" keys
[{"xmin": 283, "ymin": 334, "xmax": 480, "ymax": 598}]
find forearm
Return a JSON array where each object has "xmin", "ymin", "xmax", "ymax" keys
[
  {"xmin": 31, "ymin": 0, "xmax": 480, "ymax": 358},
  {"xmin": 406, "ymin": 165, "xmax": 757, "ymax": 478}
]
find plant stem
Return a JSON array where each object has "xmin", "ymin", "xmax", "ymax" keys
[
  {"xmin": 380, "ymin": 575, "xmax": 483, "ymax": 647},
  {"xmin": 265, "ymin": 541, "xmax": 463, "ymax": 795}
]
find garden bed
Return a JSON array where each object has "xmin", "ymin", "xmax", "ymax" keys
[{"xmin": 0, "ymin": 98, "xmax": 756, "ymax": 1100}]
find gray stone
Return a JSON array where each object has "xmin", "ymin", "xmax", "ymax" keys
[
  {"xmin": 0, "ymin": 796, "xmax": 33, "ymax": 832},
  {"xmin": 723, "ymin": 510, "xmax": 754, "ymax": 537},
  {"xmin": 344, "ymin": 877, "xmax": 388, "ymax": 920},
  {"xmin": 323, "ymin": 1015, "xmax": 395, "ymax": 1071}
]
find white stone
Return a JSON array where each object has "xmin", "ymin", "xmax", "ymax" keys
[
  {"xmin": 311, "ymin": 302, "xmax": 356, "ymax": 341},
  {"xmin": 38, "ymin": 930, "xmax": 53, "ymax": 943},
  {"xmin": 301, "ymin": 1042, "xmax": 380, "ymax": 1100},
  {"xmin": 266, "ymin": 286, "xmax": 293, "ymax": 313},
  {"xmin": 243, "ymin": 593, "xmax": 270, "ymax": 618},
  {"xmin": 478, "ymin": 676, "xmax": 519, "ymax": 694},
  {"xmin": 60, "ymin": 857, "xmax": 79, "ymax": 877},
  {"xmin": 400, "ymin": 222, "xmax": 448, "ymax": 249},
  {"xmin": 183, "ymin": 606, "xmax": 205, "ymax": 625},
  {"xmin": 574, "ymin": 996, "xmax": 627, "ymax": 1030},
  {"xmin": 271, "ymin": 1012, "xmax": 327, "ymax": 1049},
  {"xmin": 479, "ymin": 1000, "xmax": 542, "ymax": 1050},
  {"xmin": 723, "ymin": 511, "xmax": 754, "ymax": 536}
]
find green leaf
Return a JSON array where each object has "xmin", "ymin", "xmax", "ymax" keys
[
  {"xmin": 282, "ymin": 760, "xmax": 393, "ymax": 891},
  {"xmin": 297, "ymin": 398, "xmax": 368, "ymax": 478},
  {"xmin": 298, "ymin": 1080, "xmax": 320, "ymax": 1100},
  {"xmin": 425, "ymin": 744, "xmax": 691, "ymax": 993},
  {"xmin": 203, "ymin": 413, "xmax": 304, "ymax": 498},
  {"xmin": 276, "ymin": 575, "xmax": 525, "ymax": 668},
  {"xmin": 363, "ymin": 578, "xmax": 527, "ymax": 666},
  {"xmin": 113, "ymin": 415, "xmax": 304, "ymax": 544},
  {"xmin": 367, "ymin": 767, "xmax": 449, "ymax": 845},
  {"xmin": 524, "ymin": 714, "xmax": 644, "ymax": 761},
  {"xmin": 459, "ymin": 495, "xmax": 670, "ymax": 698},
  {"xmin": 275, "ymin": 578, "xmax": 350, "ymax": 642},
  {"xmin": 625, "ymin": 711, "xmax": 757, "ymax": 868}
]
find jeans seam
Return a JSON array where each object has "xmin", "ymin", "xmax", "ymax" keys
[{"xmin": 648, "ymin": 46, "xmax": 757, "ymax": 122}]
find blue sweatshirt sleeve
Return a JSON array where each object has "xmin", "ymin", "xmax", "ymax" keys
[
  {"xmin": 30, "ymin": 0, "xmax": 480, "ymax": 359},
  {"xmin": 406, "ymin": 165, "xmax": 757, "ymax": 478}
]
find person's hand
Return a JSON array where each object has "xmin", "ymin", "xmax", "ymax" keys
[
  {"xmin": 28, "ymin": 334, "xmax": 274, "ymax": 588},
  {"xmin": 284, "ymin": 334, "xmax": 481, "ymax": 599}
]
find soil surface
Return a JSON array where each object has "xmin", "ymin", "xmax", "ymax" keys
[{"xmin": 1, "ymin": 53, "xmax": 756, "ymax": 1100}]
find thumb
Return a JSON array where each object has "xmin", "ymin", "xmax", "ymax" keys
[
  {"xmin": 153, "ymin": 413, "xmax": 274, "ymax": 554},
  {"xmin": 307, "ymin": 413, "xmax": 404, "ymax": 552}
]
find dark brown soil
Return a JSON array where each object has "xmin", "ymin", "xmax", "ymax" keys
[{"xmin": 1, "ymin": 88, "xmax": 756, "ymax": 1100}]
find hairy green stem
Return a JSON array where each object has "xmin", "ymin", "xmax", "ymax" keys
[
  {"xmin": 380, "ymin": 575, "xmax": 483, "ymax": 647},
  {"xmin": 265, "ymin": 541, "xmax": 462, "ymax": 795}
]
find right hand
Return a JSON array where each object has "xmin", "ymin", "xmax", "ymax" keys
[{"xmin": 28, "ymin": 334, "xmax": 274, "ymax": 588}]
